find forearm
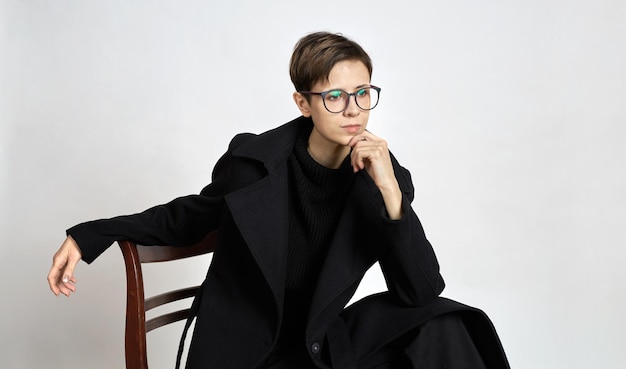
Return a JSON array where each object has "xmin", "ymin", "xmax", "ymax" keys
[
  {"xmin": 377, "ymin": 180, "xmax": 403, "ymax": 220},
  {"xmin": 69, "ymin": 193, "xmax": 223, "ymax": 264},
  {"xmin": 378, "ymin": 194, "xmax": 445, "ymax": 306}
]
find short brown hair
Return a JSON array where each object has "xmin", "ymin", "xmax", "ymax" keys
[{"xmin": 289, "ymin": 32, "xmax": 373, "ymax": 92}]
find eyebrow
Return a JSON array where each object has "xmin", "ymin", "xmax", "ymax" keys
[{"xmin": 328, "ymin": 84, "xmax": 371, "ymax": 91}]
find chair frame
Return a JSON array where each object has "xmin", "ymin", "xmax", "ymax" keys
[{"xmin": 118, "ymin": 231, "xmax": 217, "ymax": 369}]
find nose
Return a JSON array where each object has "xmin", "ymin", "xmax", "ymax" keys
[{"xmin": 343, "ymin": 94, "xmax": 360, "ymax": 116}]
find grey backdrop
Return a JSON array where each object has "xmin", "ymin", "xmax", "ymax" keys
[{"xmin": 2, "ymin": 1, "xmax": 625, "ymax": 368}]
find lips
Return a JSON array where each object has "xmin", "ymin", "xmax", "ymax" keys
[{"xmin": 342, "ymin": 124, "xmax": 362, "ymax": 134}]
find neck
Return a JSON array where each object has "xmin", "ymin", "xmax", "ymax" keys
[{"xmin": 307, "ymin": 140, "xmax": 350, "ymax": 169}]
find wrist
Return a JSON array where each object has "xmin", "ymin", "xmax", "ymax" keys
[{"xmin": 378, "ymin": 182, "xmax": 403, "ymax": 220}]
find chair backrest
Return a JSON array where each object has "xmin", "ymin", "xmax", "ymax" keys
[{"xmin": 118, "ymin": 231, "xmax": 217, "ymax": 369}]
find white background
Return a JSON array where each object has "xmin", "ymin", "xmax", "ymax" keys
[{"xmin": 2, "ymin": 1, "xmax": 625, "ymax": 368}]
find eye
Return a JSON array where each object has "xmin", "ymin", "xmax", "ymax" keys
[
  {"xmin": 326, "ymin": 90, "xmax": 345, "ymax": 101},
  {"xmin": 356, "ymin": 88, "xmax": 369, "ymax": 97}
]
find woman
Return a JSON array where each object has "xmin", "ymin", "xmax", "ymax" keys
[{"xmin": 48, "ymin": 32, "xmax": 509, "ymax": 369}]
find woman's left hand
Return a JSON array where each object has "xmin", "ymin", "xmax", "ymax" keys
[{"xmin": 348, "ymin": 131, "xmax": 403, "ymax": 219}]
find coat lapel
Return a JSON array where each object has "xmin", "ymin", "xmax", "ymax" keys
[
  {"xmin": 224, "ymin": 117, "xmax": 306, "ymax": 310},
  {"xmin": 225, "ymin": 168, "xmax": 289, "ymax": 307}
]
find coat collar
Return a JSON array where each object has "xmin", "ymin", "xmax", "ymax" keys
[{"xmin": 232, "ymin": 116, "xmax": 312, "ymax": 172}]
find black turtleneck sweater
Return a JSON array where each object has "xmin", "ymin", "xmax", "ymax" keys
[{"xmin": 264, "ymin": 124, "xmax": 354, "ymax": 368}]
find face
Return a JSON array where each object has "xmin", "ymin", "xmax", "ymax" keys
[{"xmin": 293, "ymin": 60, "xmax": 372, "ymax": 155}]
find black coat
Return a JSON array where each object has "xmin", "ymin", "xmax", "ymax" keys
[{"xmin": 70, "ymin": 116, "xmax": 509, "ymax": 368}]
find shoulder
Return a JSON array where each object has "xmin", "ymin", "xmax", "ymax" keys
[
  {"xmin": 229, "ymin": 132, "xmax": 256, "ymax": 149},
  {"xmin": 233, "ymin": 116, "xmax": 309, "ymax": 146},
  {"xmin": 229, "ymin": 116, "xmax": 311, "ymax": 167},
  {"xmin": 212, "ymin": 117, "xmax": 310, "ymax": 190}
]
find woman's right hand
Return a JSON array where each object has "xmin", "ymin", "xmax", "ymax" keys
[{"xmin": 48, "ymin": 235, "xmax": 82, "ymax": 297}]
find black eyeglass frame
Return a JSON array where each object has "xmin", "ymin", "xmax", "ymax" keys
[{"xmin": 298, "ymin": 85, "xmax": 381, "ymax": 113}]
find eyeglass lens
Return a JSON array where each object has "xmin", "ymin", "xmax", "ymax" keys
[{"xmin": 323, "ymin": 87, "xmax": 379, "ymax": 113}]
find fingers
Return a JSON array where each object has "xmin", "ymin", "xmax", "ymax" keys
[
  {"xmin": 348, "ymin": 132, "xmax": 400, "ymax": 192},
  {"xmin": 348, "ymin": 133, "xmax": 389, "ymax": 174},
  {"xmin": 48, "ymin": 236, "xmax": 82, "ymax": 297},
  {"xmin": 347, "ymin": 131, "xmax": 403, "ymax": 218},
  {"xmin": 347, "ymin": 130, "xmax": 377, "ymax": 148}
]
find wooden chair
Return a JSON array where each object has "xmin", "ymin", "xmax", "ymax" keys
[{"xmin": 118, "ymin": 231, "xmax": 217, "ymax": 369}]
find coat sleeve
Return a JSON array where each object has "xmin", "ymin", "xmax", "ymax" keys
[
  {"xmin": 68, "ymin": 134, "xmax": 251, "ymax": 264},
  {"xmin": 362, "ymin": 154, "xmax": 445, "ymax": 307}
]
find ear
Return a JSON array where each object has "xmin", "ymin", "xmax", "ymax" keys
[{"xmin": 292, "ymin": 92, "xmax": 311, "ymax": 117}]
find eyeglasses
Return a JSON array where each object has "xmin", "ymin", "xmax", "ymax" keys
[{"xmin": 299, "ymin": 85, "xmax": 381, "ymax": 113}]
